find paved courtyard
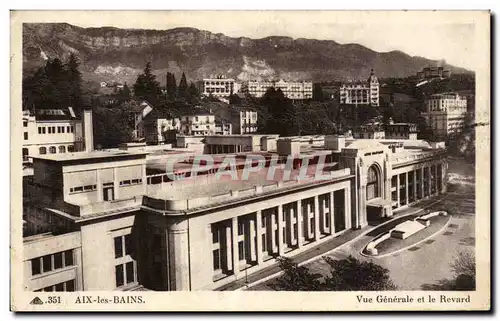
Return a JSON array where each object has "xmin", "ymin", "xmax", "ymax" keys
[{"xmin": 249, "ymin": 157, "xmax": 475, "ymax": 291}]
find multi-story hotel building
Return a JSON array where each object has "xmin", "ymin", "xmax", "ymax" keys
[
  {"xmin": 22, "ymin": 108, "xmax": 94, "ymax": 163},
  {"xmin": 422, "ymin": 92, "xmax": 468, "ymax": 140},
  {"xmin": 242, "ymin": 80, "xmax": 313, "ymax": 100},
  {"xmin": 339, "ymin": 70, "xmax": 379, "ymax": 106},
  {"xmin": 416, "ymin": 66, "xmax": 451, "ymax": 80},
  {"xmin": 198, "ymin": 75, "xmax": 237, "ymax": 98},
  {"xmin": 23, "ymin": 133, "xmax": 448, "ymax": 292}
]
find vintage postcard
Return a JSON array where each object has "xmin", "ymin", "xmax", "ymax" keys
[{"xmin": 10, "ymin": 10, "xmax": 490, "ymax": 311}]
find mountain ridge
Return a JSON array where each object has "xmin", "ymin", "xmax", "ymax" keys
[{"xmin": 23, "ymin": 22, "xmax": 472, "ymax": 85}]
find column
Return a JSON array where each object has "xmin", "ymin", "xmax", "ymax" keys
[
  {"xmin": 314, "ymin": 195, "xmax": 320, "ymax": 242},
  {"xmin": 231, "ymin": 217, "xmax": 240, "ymax": 277},
  {"xmin": 405, "ymin": 172, "xmax": 409, "ymax": 205},
  {"xmin": 249, "ymin": 218, "xmax": 256, "ymax": 262},
  {"xmin": 297, "ymin": 199, "xmax": 303, "ymax": 248},
  {"xmin": 322, "ymin": 197, "xmax": 328, "ymax": 233},
  {"xmin": 225, "ymin": 224, "xmax": 232, "ymax": 273},
  {"xmin": 277, "ymin": 205, "xmax": 284, "ymax": 255},
  {"xmin": 270, "ymin": 210, "xmax": 277, "ymax": 254},
  {"xmin": 329, "ymin": 191, "xmax": 335, "ymax": 235},
  {"xmin": 427, "ymin": 167, "xmax": 432, "ymax": 197},
  {"xmin": 434, "ymin": 165, "xmax": 438, "ymax": 195},
  {"xmin": 288, "ymin": 206, "xmax": 295, "ymax": 246},
  {"xmin": 96, "ymin": 169, "xmax": 102, "ymax": 202},
  {"xmin": 113, "ymin": 167, "xmax": 120, "ymax": 200},
  {"xmin": 413, "ymin": 170, "xmax": 417, "ymax": 201},
  {"xmin": 420, "ymin": 167, "xmax": 425, "ymax": 199},
  {"xmin": 168, "ymin": 218, "xmax": 190, "ymax": 290},
  {"xmin": 396, "ymin": 174, "xmax": 400, "ymax": 207},
  {"xmin": 255, "ymin": 211, "xmax": 263, "ymax": 265}
]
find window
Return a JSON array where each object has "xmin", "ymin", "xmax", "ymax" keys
[
  {"xmin": 114, "ymin": 236, "xmax": 123, "ymax": 258},
  {"xmin": 115, "ymin": 265, "xmax": 124, "ymax": 287},
  {"xmin": 114, "ymin": 234, "xmax": 133, "ymax": 258},
  {"xmin": 213, "ymin": 250, "xmax": 221, "ymax": 270},
  {"xmin": 52, "ymin": 126, "xmax": 56, "ymax": 133},
  {"xmin": 38, "ymin": 127, "xmax": 42, "ymax": 134},
  {"xmin": 49, "ymin": 146, "xmax": 56, "ymax": 154},
  {"xmin": 67, "ymin": 126, "xmax": 70, "ymax": 133},
  {"xmin": 115, "ymin": 261, "xmax": 136, "ymax": 288},
  {"xmin": 31, "ymin": 250, "xmax": 74, "ymax": 276},
  {"xmin": 59, "ymin": 146, "xmax": 66, "ymax": 153},
  {"xmin": 366, "ymin": 165, "xmax": 379, "ymax": 200},
  {"xmin": 39, "ymin": 147, "xmax": 47, "ymax": 155},
  {"xmin": 22, "ymin": 148, "xmax": 29, "ymax": 162},
  {"xmin": 24, "ymin": 132, "xmax": 28, "ymax": 140},
  {"xmin": 23, "ymin": 120, "xmax": 27, "ymax": 127},
  {"xmin": 61, "ymin": 126, "xmax": 65, "ymax": 133}
]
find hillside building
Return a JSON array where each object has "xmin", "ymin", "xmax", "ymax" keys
[
  {"xmin": 339, "ymin": 70, "xmax": 379, "ymax": 106},
  {"xmin": 22, "ymin": 108, "xmax": 94, "ymax": 163},
  {"xmin": 241, "ymin": 80, "xmax": 313, "ymax": 100},
  {"xmin": 422, "ymin": 92, "xmax": 468, "ymax": 140},
  {"xmin": 198, "ymin": 75, "xmax": 238, "ymax": 98}
]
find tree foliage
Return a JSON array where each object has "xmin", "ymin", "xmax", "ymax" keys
[
  {"xmin": 23, "ymin": 55, "xmax": 85, "ymax": 112},
  {"xmin": 92, "ymin": 106, "xmax": 133, "ymax": 149},
  {"xmin": 178, "ymin": 72, "xmax": 189, "ymax": 98},
  {"xmin": 133, "ymin": 62, "xmax": 161, "ymax": 105},
  {"xmin": 271, "ymin": 255, "xmax": 397, "ymax": 291}
]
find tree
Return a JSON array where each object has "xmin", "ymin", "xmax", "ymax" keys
[
  {"xmin": 166, "ymin": 72, "xmax": 178, "ymax": 98},
  {"xmin": 178, "ymin": 72, "xmax": 188, "ymax": 98},
  {"xmin": 92, "ymin": 106, "xmax": 133, "ymax": 149},
  {"xmin": 272, "ymin": 255, "xmax": 396, "ymax": 291},
  {"xmin": 117, "ymin": 83, "xmax": 132, "ymax": 103},
  {"xmin": 65, "ymin": 53, "xmax": 83, "ymax": 111},
  {"xmin": 270, "ymin": 257, "xmax": 323, "ymax": 291},
  {"xmin": 313, "ymin": 83, "xmax": 324, "ymax": 101},
  {"xmin": 133, "ymin": 62, "xmax": 161, "ymax": 104},
  {"xmin": 323, "ymin": 256, "xmax": 397, "ymax": 291},
  {"xmin": 421, "ymin": 250, "xmax": 475, "ymax": 291}
]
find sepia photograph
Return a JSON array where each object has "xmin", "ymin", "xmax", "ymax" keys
[{"xmin": 10, "ymin": 10, "xmax": 490, "ymax": 311}]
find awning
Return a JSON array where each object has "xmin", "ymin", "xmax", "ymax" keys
[{"xmin": 366, "ymin": 197, "xmax": 393, "ymax": 208}]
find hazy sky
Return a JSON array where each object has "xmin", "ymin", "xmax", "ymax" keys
[{"xmin": 34, "ymin": 11, "xmax": 482, "ymax": 71}]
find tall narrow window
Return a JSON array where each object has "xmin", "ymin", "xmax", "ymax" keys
[{"xmin": 366, "ymin": 165, "xmax": 379, "ymax": 200}]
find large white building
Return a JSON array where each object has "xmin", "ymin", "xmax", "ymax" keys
[
  {"xmin": 339, "ymin": 70, "xmax": 379, "ymax": 106},
  {"xmin": 422, "ymin": 92, "xmax": 468, "ymax": 140},
  {"xmin": 22, "ymin": 108, "xmax": 94, "ymax": 163},
  {"xmin": 23, "ymin": 133, "xmax": 448, "ymax": 292},
  {"xmin": 242, "ymin": 79, "xmax": 313, "ymax": 100},
  {"xmin": 198, "ymin": 75, "xmax": 238, "ymax": 98}
]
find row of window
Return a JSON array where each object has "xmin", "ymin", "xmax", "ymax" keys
[
  {"xmin": 34, "ymin": 279, "xmax": 76, "ymax": 292},
  {"xmin": 119, "ymin": 179, "xmax": 142, "ymax": 186},
  {"xmin": 31, "ymin": 250, "xmax": 74, "ymax": 276},
  {"xmin": 38, "ymin": 145, "xmax": 75, "ymax": 155},
  {"xmin": 38, "ymin": 125, "xmax": 74, "ymax": 135},
  {"xmin": 69, "ymin": 185, "xmax": 97, "ymax": 194}
]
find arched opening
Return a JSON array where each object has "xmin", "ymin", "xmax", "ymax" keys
[
  {"xmin": 68, "ymin": 145, "xmax": 75, "ymax": 153},
  {"xmin": 49, "ymin": 146, "xmax": 56, "ymax": 154},
  {"xmin": 59, "ymin": 146, "xmax": 66, "ymax": 153},
  {"xmin": 22, "ymin": 148, "xmax": 29, "ymax": 162},
  {"xmin": 39, "ymin": 147, "xmax": 47, "ymax": 155},
  {"xmin": 366, "ymin": 165, "xmax": 380, "ymax": 200}
]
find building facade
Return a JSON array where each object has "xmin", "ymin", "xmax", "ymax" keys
[
  {"xmin": 198, "ymin": 75, "xmax": 237, "ymax": 98},
  {"xmin": 422, "ymin": 93, "xmax": 468, "ymax": 140},
  {"xmin": 416, "ymin": 66, "xmax": 451, "ymax": 80},
  {"xmin": 178, "ymin": 114, "xmax": 216, "ymax": 136},
  {"xmin": 22, "ymin": 108, "xmax": 93, "ymax": 163},
  {"xmin": 339, "ymin": 70, "xmax": 379, "ymax": 106},
  {"xmin": 242, "ymin": 80, "xmax": 313, "ymax": 100},
  {"xmin": 23, "ymin": 134, "xmax": 447, "ymax": 292}
]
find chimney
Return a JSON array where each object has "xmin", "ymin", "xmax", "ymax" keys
[
  {"xmin": 83, "ymin": 109, "xmax": 94, "ymax": 152},
  {"xmin": 325, "ymin": 135, "xmax": 345, "ymax": 151}
]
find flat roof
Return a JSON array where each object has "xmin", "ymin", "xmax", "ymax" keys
[
  {"xmin": 32, "ymin": 150, "xmax": 148, "ymax": 162},
  {"xmin": 148, "ymin": 162, "xmax": 346, "ymax": 201}
]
